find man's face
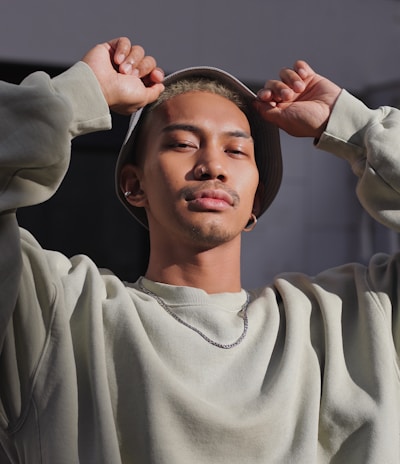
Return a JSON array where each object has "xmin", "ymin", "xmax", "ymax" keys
[{"xmin": 130, "ymin": 91, "xmax": 260, "ymax": 249}]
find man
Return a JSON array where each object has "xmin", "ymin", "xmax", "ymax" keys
[{"xmin": 1, "ymin": 37, "xmax": 400, "ymax": 463}]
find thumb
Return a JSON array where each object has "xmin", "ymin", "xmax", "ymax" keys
[
  {"xmin": 142, "ymin": 82, "xmax": 165, "ymax": 105},
  {"xmin": 109, "ymin": 80, "xmax": 165, "ymax": 115},
  {"xmin": 254, "ymin": 100, "xmax": 286, "ymax": 126}
]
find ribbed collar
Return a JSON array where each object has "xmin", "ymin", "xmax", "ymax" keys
[{"xmin": 137, "ymin": 277, "xmax": 248, "ymax": 314}]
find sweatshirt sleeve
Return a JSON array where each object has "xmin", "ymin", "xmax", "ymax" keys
[
  {"xmin": 0, "ymin": 62, "xmax": 111, "ymax": 443},
  {"xmin": 0, "ymin": 60, "xmax": 111, "ymax": 213},
  {"xmin": 317, "ymin": 90, "xmax": 400, "ymax": 231}
]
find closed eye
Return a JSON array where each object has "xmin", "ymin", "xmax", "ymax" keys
[
  {"xmin": 224, "ymin": 144, "xmax": 251, "ymax": 157},
  {"xmin": 223, "ymin": 132, "xmax": 254, "ymax": 158},
  {"xmin": 225, "ymin": 148, "xmax": 244, "ymax": 155},
  {"xmin": 166, "ymin": 140, "xmax": 198, "ymax": 151}
]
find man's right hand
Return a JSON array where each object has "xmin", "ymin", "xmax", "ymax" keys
[{"xmin": 82, "ymin": 37, "xmax": 165, "ymax": 115}]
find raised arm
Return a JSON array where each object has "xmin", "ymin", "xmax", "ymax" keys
[
  {"xmin": 0, "ymin": 39, "xmax": 164, "ymax": 458},
  {"xmin": 256, "ymin": 60, "xmax": 400, "ymax": 231},
  {"xmin": 0, "ymin": 37, "xmax": 164, "ymax": 212}
]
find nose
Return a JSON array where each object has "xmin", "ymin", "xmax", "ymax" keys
[{"xmin": 193, "ymin": 147, "xmax": 228, "ymax": 182}]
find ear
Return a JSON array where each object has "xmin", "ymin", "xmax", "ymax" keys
[{"xmin": 119, "ymin": 164, "xmax": 148, "ymax": 208}]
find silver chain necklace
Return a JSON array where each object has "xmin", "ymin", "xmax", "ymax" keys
[{"xmin": 138, "ymin": 277, "xmax": 250, "ymax": 349}]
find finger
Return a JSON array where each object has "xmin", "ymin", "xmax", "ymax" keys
[
  {"xmin": 142, "ymin": 67, "xmax": 165, "ymax": 87},
  {"xmin": 256, "ymin": 87, "xmax": 273, "ymax": 102},
  {"xmin": 278, "ymin": 68, "xmax": 306, "ymax": 93},
  {"xmin": 293, "ymin": 60, "xmax": 314, "ymax": 80},
  {"xmin": 134, "ymin": 55, "xmax": 159, "ymax": 79},
  {"xmin": 257, "ymin": 80, "xmax": 295, "ymax": 103},
  {"xmin": 108, "ymin": 37, "xmax": 133, "ymax": 65},
  {"xmin": 119, "ymin": 45, "xmax": 146, "ymax": 75}
]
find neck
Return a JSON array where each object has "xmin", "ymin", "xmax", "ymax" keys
[{"xmin": 144, "ymin": 236, "xmax": 242, "ymax": 294}]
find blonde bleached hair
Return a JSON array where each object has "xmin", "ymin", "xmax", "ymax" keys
[{"xmin": 147, "ymin": 78, "xmax": 247, "ymax": 113}]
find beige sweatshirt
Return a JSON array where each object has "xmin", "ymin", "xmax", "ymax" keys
[{"xmin": 1, "ymin": 62, "xmax": 400, "ymax": 463}]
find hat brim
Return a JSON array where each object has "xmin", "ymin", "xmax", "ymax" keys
[{"xmin": 115, "ymin": 66, "xmax": 282, "ymax": 229}]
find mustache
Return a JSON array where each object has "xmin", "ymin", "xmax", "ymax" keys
[{"xmin": 179, "ymin": 181, "xmax": 241, "ymax": 207}]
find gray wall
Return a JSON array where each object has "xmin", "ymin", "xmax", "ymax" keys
[
  {"xmin": 2, "ymin": 0, "xmax": 400, "ymax": 87},
  {"xmin": 2, "ymin": 0, "xmax": 400, "ymax": 287}
]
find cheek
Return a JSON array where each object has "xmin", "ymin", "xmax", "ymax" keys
[
  {"xmin": 142, "ymin": 159, "xmax": 185, "ymax": 204},
  {"xmin": 237, "ymin": 165, "xmax": 259, "ymax": 203}
]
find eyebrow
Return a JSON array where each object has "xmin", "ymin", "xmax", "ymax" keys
[{"xmin": 162, "ymin": 124, "xmax": 253, "ymax": 141}]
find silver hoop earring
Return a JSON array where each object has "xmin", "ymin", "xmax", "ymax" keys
[
  {"xmin": 243, "ymin": 213, "xmax": 257, "ymax": 232},
  {"xmin": 124, "ymin": 191, "xmax": 132, "ymax": 198}
]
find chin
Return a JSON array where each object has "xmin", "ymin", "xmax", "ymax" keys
[{"xmin": 185, "ymin": 221, "xmax": 238, "ymax": 248}]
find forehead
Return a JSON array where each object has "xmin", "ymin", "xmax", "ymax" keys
[{"xmin": 144, "ymin": 91, "xmax": 252, "ymax": 133}]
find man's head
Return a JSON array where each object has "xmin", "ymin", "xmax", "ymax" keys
[{"xmin": 116, "ymin": 67, "xmax": 282, "ymax": 234}]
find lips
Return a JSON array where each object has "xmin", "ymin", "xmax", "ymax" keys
[
  {"xmin": 188, "ymin": 189, "xmax": 234, "ymax": 205},
  {"xmin": 183, "ymin": 185, "xmax": 239, "ymax": 212}
]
